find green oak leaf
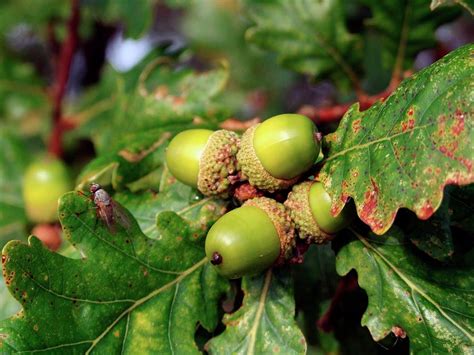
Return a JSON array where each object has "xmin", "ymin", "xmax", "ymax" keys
[
  {"xmin": 115, "ymin": 173, "xmax": 228, "ymax": 240},
  {"xmin": 76, "ymin": 129, "xmax": 175, "ymax": 191},
  {"xmin": 245, "ymin": 0, "xmax": 363, "ymax": 86},
  {"xmin": 362, "ymin": 0, "xmax": 459, "ymax": 71},
  {"xmin": 320, "ymin": 44, "xmax": 474, "ymax": 234},
  {"xmin": 0, "ymin": 190, "xmax": 228, "ymax": 353},
  {"xmin": 336, "ymin": 227, "xmax": 474, "ymax": 353},
  {"xmin": 208, "ymin": 269, "xmax": 306, "ymax": 355},
  {"xmin": 73, "ymin": 60, "xmax": 229, "ymax": 154}
]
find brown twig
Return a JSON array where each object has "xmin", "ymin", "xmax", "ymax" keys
[
  {"xmin": 47, "ymin": 0, "xmax": 80, "ymax": 158},
  {"xmin": 317, "ymin": 272, "xmax": 359, "ymax": 332}
]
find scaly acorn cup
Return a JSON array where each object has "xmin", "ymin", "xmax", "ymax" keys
[
  {"xmin": 205, "ymin": 197, "xmax": 295, "ymax": 279},
  {"xmin": 237, "ymin": 113, "xmax": 320, "ymax": 192},
  {"xmin": 165, "ymin": 129, "xmax": 240, "ymax": 196},
  {"xmin": 284, "ymin": 181, "xmax": 355, "ymax": 243}
]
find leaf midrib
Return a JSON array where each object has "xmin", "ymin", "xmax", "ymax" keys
[
  {"xmin": 84, "ymin": 257, "xmax": 207, "ymax": 354},
  {"xmin": 9, "ymin": 258, "xmax": 207, "ymax": 353},
  {"xmin": 247, "ymin": 269, "xmax": 272, "ymax": 355},
  {"xmin": 325, "ymin": 62, "xmax": 469, "ymax": 164}
]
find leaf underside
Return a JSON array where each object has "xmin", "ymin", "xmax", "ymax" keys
[
  {"xmin": 336, "ymin": 227, "xmax": 474, "ymax": 353},
  {"xmin": 320, "ymin": 44, "xmax": 474, "ymax": 234}
]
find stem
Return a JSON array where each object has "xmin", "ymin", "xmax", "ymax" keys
[
  {"xmin": 317, "ymin": 272, "xmax": 359, "ymax": 332},
  {"xmin": 47, "ymin": 0, "xmax": 80, "ymax": 158},
  {"xmin": 298, "ymin": 89, "xmax": 392, "ymax": 124}
]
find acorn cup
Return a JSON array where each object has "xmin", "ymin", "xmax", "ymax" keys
[
  {"xmin": 205, "ymin": 197, "xmax": 295, "ymax": 279},
  {"xmin": 165, "ymin": 129, "xmax": 240, "ymax": 196},
  {"xmin": 237, "ymin": 113, "xmax": 320, "ymax": 192},
  {"xmin": 284, "ymin": 181, "xmax": 355, "ymax": 243}
]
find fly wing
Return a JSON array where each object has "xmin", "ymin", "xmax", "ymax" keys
[
  {"xmin": 98, "ymin": 205, "xmax": 116, "ymax": 234},
  {"xmin": 110, "ymin": 200, "xmax": 132, "ymax": 231}
]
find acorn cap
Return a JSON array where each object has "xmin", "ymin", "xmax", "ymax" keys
[
  {"xmin": 237, "ymin": 125, "xmax": 298, "ymax": 192},
  {"xmin": 198, "ymin": 129, "xmax": 240, "ymax": 196},
  {"xmin": 284, "ymin": 181, "xmax": 333, "ymax": 244},
  {"xmin": 244, "ymin": 196, "xmax": 296, "ymax": 263}
]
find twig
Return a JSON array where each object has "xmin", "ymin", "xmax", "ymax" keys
[{"xmin": 47, "ymin": 0, "xmax": 80, "ymax": 158}]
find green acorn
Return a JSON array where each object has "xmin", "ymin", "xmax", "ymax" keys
[
  {"xmin": 284, "ymin": 181, "xmax": 355, "ymax": 243},
  {"xmin": 237, "ymin": 114, "xmax": 320, "ymax": 192},
  {"xmin": 205, "ymin": 197, "xmax": 295, "ymax": 279},
  {"xmin": 165, "ymin": 129, "xmax": 240, "ymax": 196}
]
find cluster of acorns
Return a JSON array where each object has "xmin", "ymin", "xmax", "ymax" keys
[{"xmin": 166, "ymin": 114, "xmax": 354, "ymax": 279}]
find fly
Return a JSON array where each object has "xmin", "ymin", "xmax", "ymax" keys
[{"xmin": 90, "ymin": 183, "xmax": 130, "ymax": 233}]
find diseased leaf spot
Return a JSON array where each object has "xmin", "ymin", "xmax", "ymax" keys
[
  {"xmin": 452, "ymin": 109, "xmax": 465, "ymax": 136},
  {"xmin": 359, "ymin": 178, "xmax": 384, "ymax": 231},
  {"xmin": 352, "ymin": 119, "xmax": 362, "ymax": 134},
  {"xmin": 392, "ymin": 325, "xmax": 406, "ymax": 338}
]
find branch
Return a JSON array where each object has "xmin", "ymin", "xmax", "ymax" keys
[{"xmin": 47, "ymin": 0, "xmax": 80, "ymax": 158}]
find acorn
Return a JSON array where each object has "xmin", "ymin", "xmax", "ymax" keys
[
  {"xmin": 205, "ymin": 197, "xmax": 295, "ymax": 279},
  {"xmin": 165, "ymin": 129, "xmax": 240, "ymax": 196},
  {"xmin": 237, "ymin": 114, "xmax": 320, "ymax": 192},
  {"xmin": 284, "ymin": 181, "xmax": 355, "ymax": 243}
]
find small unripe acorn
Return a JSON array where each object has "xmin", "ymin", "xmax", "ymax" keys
[
  {"xmin": 165, "ymin": 129, "xmax": 240, "ymax": 196},
  {"xmin": 237, "ymin": 114, "xmax": 320, "ymax": 192},
  {"xmin": 23, "ymin": 156, "xmax": 72, "ymax": 223},
  {"xmin": 205, "ymin": 197, "xmax": 295, "ymax": 279},
  {"xmin": 285, "ymin": 181, "xmax": 354, "ymax": 243}
]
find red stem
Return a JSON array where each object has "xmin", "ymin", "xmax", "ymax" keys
[
  {"xmin": 47, "ymin": 0, "xmax": 80, "ymax": 158},
  {"xmin": 317, "ymin": 272, "xmax": 359, "ymax": 332},
  {"xmin": 298, "ymin": 89, "xmax": 393, "ymax": 124}
]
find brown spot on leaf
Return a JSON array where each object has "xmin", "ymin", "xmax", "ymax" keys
[
  {"xmin": 352, "ymin": 119, "xmax": 362, "ymax": 134},
  {"xmin": 359, "ymin": 178, "xmax": 384, "ymax": 231},
  {"xmin": 401, "ymin": 118, "xmax": 415, "ymax": 132},
  {"xmin": 417, "ymin": 200, "xmax": 434, "ymax": 220},
  {"xmin": 392, "ymin": 326, "xmax": 406, "ymax": 338},
  {"xmin": 452, "ymin": 109, "xmax": 465, "ymax": 136}
]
